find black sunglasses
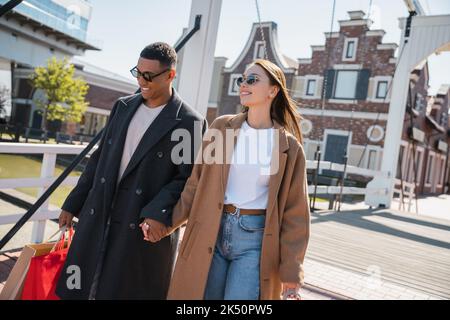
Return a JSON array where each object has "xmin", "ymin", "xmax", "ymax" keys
[
  {"xmin": 130, "ymin": 66, "xmax": 170, "ymax": 82},
  {"xmin": 236, "ymin": 75, "xmax": 260, "ymax": 87}
]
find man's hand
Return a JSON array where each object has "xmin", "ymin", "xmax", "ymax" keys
[
  {"xmin": 59, "ymin": 210, "xmax": 74, "ymax": 228},
  {"xmin": 139, "ymin": 218, "xmax": 168, "ymax": 243},
  {"xmin": 281, "ymin": 282, "xmax": 302, "ymax": 300}
]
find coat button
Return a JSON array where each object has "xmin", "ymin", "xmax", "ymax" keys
[
  {"xmin": 157, "ymin": 151, "xmax": 164, "ymax": 158},
  {"xmin": 89, "ymin": 208, "xmax": 95, "ymax": 215},
  {"xmin": 129, "ymin": 223, "xmax": 136, "ymax": 230},
  {"xmin": 208, "ymin": 247, "xmax": 213, "ymax": 254},
  {"xmin": 136, "ymin": 189, "xmax": 142, "ymax": 195},
  {"xmin": 108, "ymin": 138, "xmax": 112, "ymax": 145},
  {"xmin": 100, "ymin": 177, "xmax": 106, "ymax": 184},
  {"xmin": 162, "ymin": 209, "xmax": 167, "ymax": 213},
  {"xmin": 218, "ymin": 202, "xmax": 223, "ymax": 210}
]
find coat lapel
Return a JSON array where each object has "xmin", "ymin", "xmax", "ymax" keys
[
  {"xmin": 118, "ymin": 89, "xmax": 183, "ymax": 185},
  {"xmin": 103, "ymin": 93, "xmax": 142, "ymax": 209},
  {"xmin": 221, "ymin": 112, "xmax": 289, "ymax": 221},
  {"xmin": 266, "ymin": 121, "xmax": 289, "ymax": 221},
  {"xmin": 221, "ymin": 112, "xmax": 247, "ymax": 197}
]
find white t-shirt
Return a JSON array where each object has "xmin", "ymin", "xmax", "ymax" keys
[
  {"xmin": 224, "ymin": 120, "xmax": 274, "ymax": 209},
  {"xmin": 117, "ymin": 102, "xmax": 166, "ymax": 183}
]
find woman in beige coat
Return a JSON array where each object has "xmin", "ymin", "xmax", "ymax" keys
[{"xmin": 143, "ymin": 59, "xmax": 310, "ymax": 300}]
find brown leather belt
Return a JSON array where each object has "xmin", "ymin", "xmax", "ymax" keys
[{"xmin": 223, "ymin": 204, "xmax": 266, "ymax": 216}]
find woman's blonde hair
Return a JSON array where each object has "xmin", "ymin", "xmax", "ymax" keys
[{"xmin": 243, "ymin": 59, "xmax": 303, "ymax": 144}]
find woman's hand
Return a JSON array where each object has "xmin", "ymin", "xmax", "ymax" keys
[
  {"xmin": 281, "ymin": 282, "xmax": 302, "ymax": 300},
  {"xmin": 139, "ymin": 218, "xmax": 168, "ymax": 243}
]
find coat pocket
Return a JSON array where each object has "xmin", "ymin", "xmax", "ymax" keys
[{"xmin": 180, "ymin": 221, "xmax": 200, "ymax": 259}]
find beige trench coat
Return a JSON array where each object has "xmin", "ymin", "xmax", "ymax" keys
[{"xmin": 166, "ymin": 112, "xmax": 310, "ymax": 300}]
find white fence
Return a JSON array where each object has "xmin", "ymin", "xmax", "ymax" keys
[
  {"xmin": 0, "ymin": 143, "xmax": 403, "ymax": 244},
  {"xmin": 306, "ymin": 160, "xmax": 389, "ymax": 196},
  {"xmin": 0, "ymin": 143, "xmax": 95, "ymax": 243}
]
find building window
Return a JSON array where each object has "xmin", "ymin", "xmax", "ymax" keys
[
  {"xmin": 376, "ymin": 81, "xmax": 388, "ymax": 99},
  {"xmin": 228, "ymin": 74, "xmax": 241, "ymax": 96},
  {"xmin": 254, "ymin": 41, "xmax": 266, "ymax": 60},
  {"xmin": 367, "ymin": 125, "xmax": 385, "ymax": 143},
  {"xmin": 425, "ymin": 153, "xmax": 435, "ymax": 185},
  {"xmin": 346, "ymin": 41, "xmax": 355, "ymax": 59},
  {"xmin": 414, "ymin": 93, "xmax": 424, "ymax": 111},
  {"xmin": 440, "ymin": 112, "xmax": 448, "ymax": 127},
  {"xmin": 367, "ymin": 149, "xmax": 377, "ymax": 170},
  {"xmin": 368, "ymin": 76, "xmax": 392, "ymax": 103},
  {"xmin": 343, "ymin": 38, "xmax": 358, "ymax": 61},
  {"xmin": 411, "ymin": 148, "xmax": 424, "ymax": 183},
  {"xmin": 439, "ymin": 157, "xmax": 445, "ymax": 185},
  {"xmin": 306, "ymin": 79, "xmax": 316, "ymax": 96},
  {"xmin": 397, "ymin": 144, "xmax": 406, "ymax": 179},
  {"xmin": 334, "ymin": 70, "xmax": 358, "ymax": 99}
]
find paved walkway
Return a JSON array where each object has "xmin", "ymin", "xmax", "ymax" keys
[
  {"xmin": 306, "ymin": 207, "xmax": 450, "ymax": 300},
  {"xmin": 313, "ymin": 194, "xmax": 450, "ymax": 222},
  {"xmin": 1, "ymin": 194, "xmax": 449, "ymax": 300}
]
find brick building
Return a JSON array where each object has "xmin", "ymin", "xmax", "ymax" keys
[
  {"xmin": 295, "ymin": 10, "xmax": 398, "ymax": 173},
  {"xmin": 398, "ymin": 62, "xmax": 450, "ymax": 194},
  {"xmin": 214, "ymin": 21, "xmax": 298, "ymax": 118}
]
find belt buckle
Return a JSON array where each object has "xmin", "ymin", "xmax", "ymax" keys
[{"xmin": 229, "ymin": 205, "xmax": 239, "ymax": 216}]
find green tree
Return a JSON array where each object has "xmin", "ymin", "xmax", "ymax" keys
[{"xmin": 31, "ymin": 57, "xmax": 89, "ymax": 131}]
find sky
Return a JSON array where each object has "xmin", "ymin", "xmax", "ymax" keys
[{"xmin": 79, "ymin": 0, "xmax": 450, "ymax": 95}]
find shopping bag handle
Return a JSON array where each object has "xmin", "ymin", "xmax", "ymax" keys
[
  {"xmin": 47, "ymin": 226, "xmax": 67, "ymax": 243},
  {"xmin": 51, "ymin": 226, "xmax": 74, "ymax": 252}
]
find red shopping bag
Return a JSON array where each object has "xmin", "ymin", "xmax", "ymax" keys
[{"xmin": 21, "ymin": 227, "xmax": 74, "ymax": 300}]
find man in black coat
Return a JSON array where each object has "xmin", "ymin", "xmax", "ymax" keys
[{"xmin": 56, "ymin": 42, "xmax": 206, "ymax": 299}]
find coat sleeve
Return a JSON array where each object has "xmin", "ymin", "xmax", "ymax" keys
[
  {"xmin": 279, "ymin": 145, "xmax": 311, "ymax": 286},
  {"xmin": 140, "ymin": 118, "xmax": 208, "ymax": 226},
  {"xmin": 61, "ymin": 100, "xmax": 120, "ymax": 217},
  {"xmin": 167, "ymin": 116, "xmax": 227, "ymax": 233}
]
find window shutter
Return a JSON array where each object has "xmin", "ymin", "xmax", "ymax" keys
[
  {"xmin": 324, "ymin": 69, "xmax": 335, "ymax": 99},
  {"xmin": 356, "ymin": 69, "xmax": 371, "ymax": 100}
]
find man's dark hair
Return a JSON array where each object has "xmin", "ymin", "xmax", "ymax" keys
[{"xmin": 140, "ymin": 42, "xmax": 177, "ymax": 68}]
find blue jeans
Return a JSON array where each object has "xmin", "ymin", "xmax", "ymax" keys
[{"xmin": 204, "ymin": 210, "xmax": 265, "ymax": 300}]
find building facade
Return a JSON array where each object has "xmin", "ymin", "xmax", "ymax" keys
[
  {"xmin": 398, "ymin": 65, "xmax": 450, "ymax": 194},
  {"xmin": 0, "ymin": 0, "xmax": 136, "ymax": 137},
  {"xmin": 295, "ymin": 10, "xmax": 398, "ymax": 175},
  {"xmin": 215, "ymin": 21, "xmax": 298, "ymax": 118}
]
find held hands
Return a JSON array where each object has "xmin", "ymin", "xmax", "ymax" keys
[
  {"xmin": 139, "ymin": 218, "xmax": 169, "ymax": 243},
  {"xmin": 281, "ymin": 283, "xmax": 302, "ymax": 300}
]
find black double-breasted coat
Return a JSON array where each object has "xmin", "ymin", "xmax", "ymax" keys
[{"xmin": 55, "ymin": 89, "xmax": 206, "ymax": 299}]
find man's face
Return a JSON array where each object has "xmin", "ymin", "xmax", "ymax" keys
[{"xmin": 136, "ymin": 57, "xmax": 175, "ymax": 100}]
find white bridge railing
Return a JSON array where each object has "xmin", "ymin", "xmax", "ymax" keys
[
  {"xmin": 305, "ymin": 160, "xmax": 389, "ymax": 196},
  {"xmin": 0, "ymin": 143, "xmax": 401, "ymax": 244},
  {"xmin": 0, "ymin": 143, "xmax": 96, "ymax": 243}
]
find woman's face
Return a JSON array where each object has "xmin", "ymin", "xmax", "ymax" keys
[{"xmin": 239, "ymin": 64, "xmax": 279, "ymax": 108}]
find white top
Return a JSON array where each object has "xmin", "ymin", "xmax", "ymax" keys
[
  {"xmin": 224, "ymin": 120, "xmax": 275, "ymax": 209},
  {"xmin": 117, "ymin": 102, "xmax": 165, "ymax": 183}
]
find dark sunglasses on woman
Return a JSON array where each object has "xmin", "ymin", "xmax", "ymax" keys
[
  {"xmin": 236, "ymin": 75, "xmax": 260, "ymax": 87},
  {"xmin": 130, "ymin": 66, "xmax": 170, "ymax": 82}
]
